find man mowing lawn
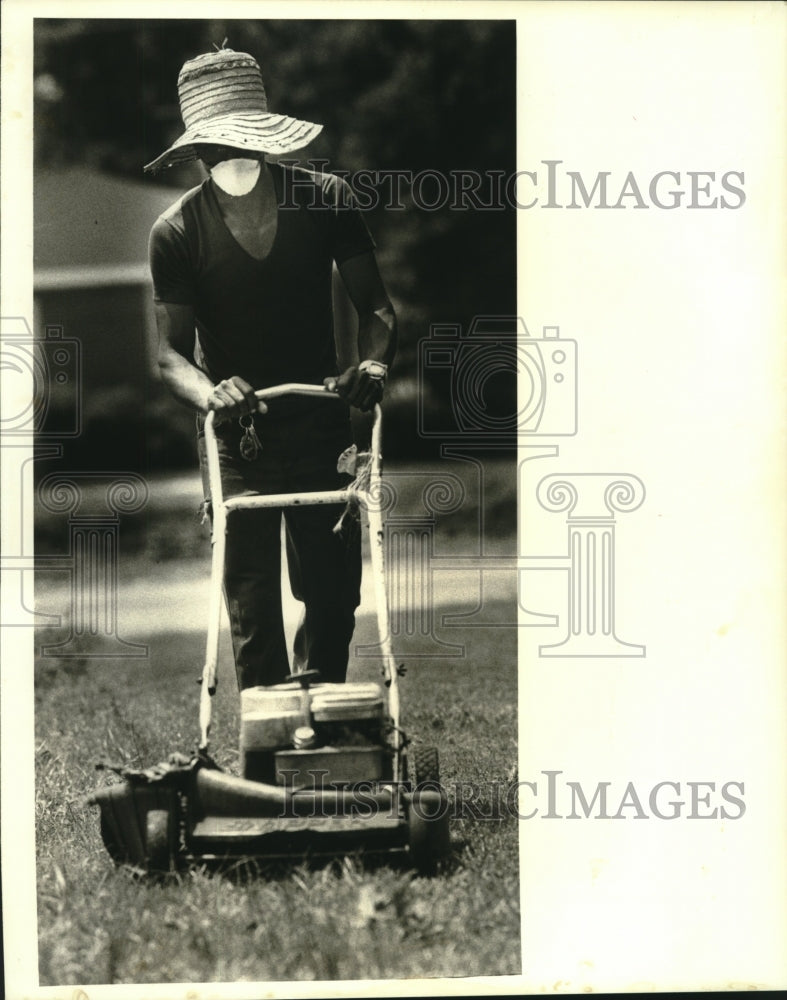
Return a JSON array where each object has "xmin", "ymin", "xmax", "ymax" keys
[{"xmin": 146, "ymin": 45, "xmax": 396, "ymax": 691}]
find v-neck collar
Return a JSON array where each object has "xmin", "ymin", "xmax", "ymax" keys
[{"xmin": 207, "ymin": 162, "xmax": 282, "ymax": 264}]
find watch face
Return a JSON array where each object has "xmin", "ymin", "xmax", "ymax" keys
[{"xmin": 362, "ymin": 361, "xmax": 387, "ymax": 378}]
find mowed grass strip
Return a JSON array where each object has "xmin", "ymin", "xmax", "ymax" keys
[{"xmin": 35, "ymin": 603, "xmax": 520, "ymax": 985}]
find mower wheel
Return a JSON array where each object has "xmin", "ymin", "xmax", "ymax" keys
[
  {"xmin": 98, "ymin": 797, "xmax": 177, "ymax": 873},
  {"xmin": 99, "ymin": 810, "xmax": 127, "ymax": 866},
  {"xmin": 408, "ymin": 745, "xmax": 441, "ymax": 787},
  {"xmin": 405, "ymin": 789, "xmax": 451, "ymax": 875},
  {"xmin": 144, "ymin": 808, "xmax": 177, "ymax": 873}
]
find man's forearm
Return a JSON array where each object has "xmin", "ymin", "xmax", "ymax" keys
[
  {"xmin": 158, "ymin": 349, "xmax": 215, "ymax": 414},
  {"xmin": 358, "ymin": 303, "xmax": 397, "ymax": 368}
]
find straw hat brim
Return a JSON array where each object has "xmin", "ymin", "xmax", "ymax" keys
[{"xmin": 144, "ymin": 112, "xmax": 323, "ymax": 173}]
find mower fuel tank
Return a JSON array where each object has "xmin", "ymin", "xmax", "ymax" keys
[{"xmin": 310, "ymin": 684, "xmax": 385, "ymax": 722}]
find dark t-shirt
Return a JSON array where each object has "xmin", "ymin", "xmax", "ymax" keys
[{"xmin": 148, "ymin": 163, "xmax": 375, "ymax": 397}]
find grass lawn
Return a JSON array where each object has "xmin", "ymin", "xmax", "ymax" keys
[{"xmin": 33, "ymin": 464, "xmax": 520, "ymax": 986}]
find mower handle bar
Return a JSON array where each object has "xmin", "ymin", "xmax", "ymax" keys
[
  {"xmin": 253, "ymin": 382, "xmax": 339, "ymax": 404},
  {"xmin": 202, "ymin": 384, "xmax": 382, "ymax": 501},
  {"xmin": 204, "ymin": 382, "xmax": 346, "ymax": 428},
  {"xmin": 199, "ymin": 383, "xmax": 398, "ymax": 763}
]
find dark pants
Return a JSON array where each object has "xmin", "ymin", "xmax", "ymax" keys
[{"xmin": 198, "ymin": 404, "xmax": 361, "ymax": 690}]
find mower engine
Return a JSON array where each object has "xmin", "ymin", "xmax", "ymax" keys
[
  {"xmin": 89, "ymin": 670, "xmax": 450, "ymax": 874},
  {"xmin": 240, "ymin": 677, "xmax": 393, "ymax": 788}
]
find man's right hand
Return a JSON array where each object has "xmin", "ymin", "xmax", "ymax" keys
[{"xmin": 207, "ymin": 377, "xmax": 266, "ymax": 423}]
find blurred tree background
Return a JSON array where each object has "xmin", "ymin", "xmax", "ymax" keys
[{"xmin": 34, "ymin": 18, "xmax": 516, "ymax": 466}]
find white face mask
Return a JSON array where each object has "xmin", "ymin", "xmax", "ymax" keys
[{"xmin": 210, "ymin": 158, "xmax": 261, "ymax": 196}]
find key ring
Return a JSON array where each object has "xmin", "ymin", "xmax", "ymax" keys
[{"xmin": 238, "ymin": 413, "xmax": 262, "ymax": 461}]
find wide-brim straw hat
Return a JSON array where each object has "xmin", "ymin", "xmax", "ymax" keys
[{"xmin": 144, "ymin": 48, "xmax": 322, "ymax": 173}]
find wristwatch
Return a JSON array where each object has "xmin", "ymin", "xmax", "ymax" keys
[{"xmin": 359, "ymin": 360, "xmax": 388, "ymax": 381}]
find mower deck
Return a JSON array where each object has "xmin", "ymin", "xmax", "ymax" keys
[{"xmin": 90, "ymin": 752, "xmax": 448, "ymax": 873}]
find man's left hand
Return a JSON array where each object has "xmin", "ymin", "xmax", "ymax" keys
[{"xmin": 325, "ymin": 363, "xmax": 386, "ymax": 412}]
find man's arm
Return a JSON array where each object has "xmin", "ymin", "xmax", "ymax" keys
[
  {"xmin": 338, "ymin": 251, "xmax": 397, "ymax": 366},
  {"xmin": 155, "ymin": 301, "xmax": 262, "ymax": 420},
  {"xmin": 328, "ymin": 251, "xmax": 397, "ymax": 411}
]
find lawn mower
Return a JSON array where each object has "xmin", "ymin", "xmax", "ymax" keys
[{"xmin": 89, "ymin": 385, "xmax": 450, "ymax": 874}]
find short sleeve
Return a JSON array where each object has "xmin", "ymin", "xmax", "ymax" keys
[
  {"xmin": 148, "ymin": 215, "xmax": 196, "ymax": 304},
  {"xmin": 325, "ymin": 173, "xmax": 377, "ymax": 265}
]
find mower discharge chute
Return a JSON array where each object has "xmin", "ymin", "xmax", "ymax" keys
[{"xmin": 89, "ymin": 385, "xmax": 450, "ymax": 874}]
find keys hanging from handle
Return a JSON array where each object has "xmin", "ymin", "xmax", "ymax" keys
[{"xmin": 239, "ymin": 414, "xmax": 263, "ymax": 461}]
